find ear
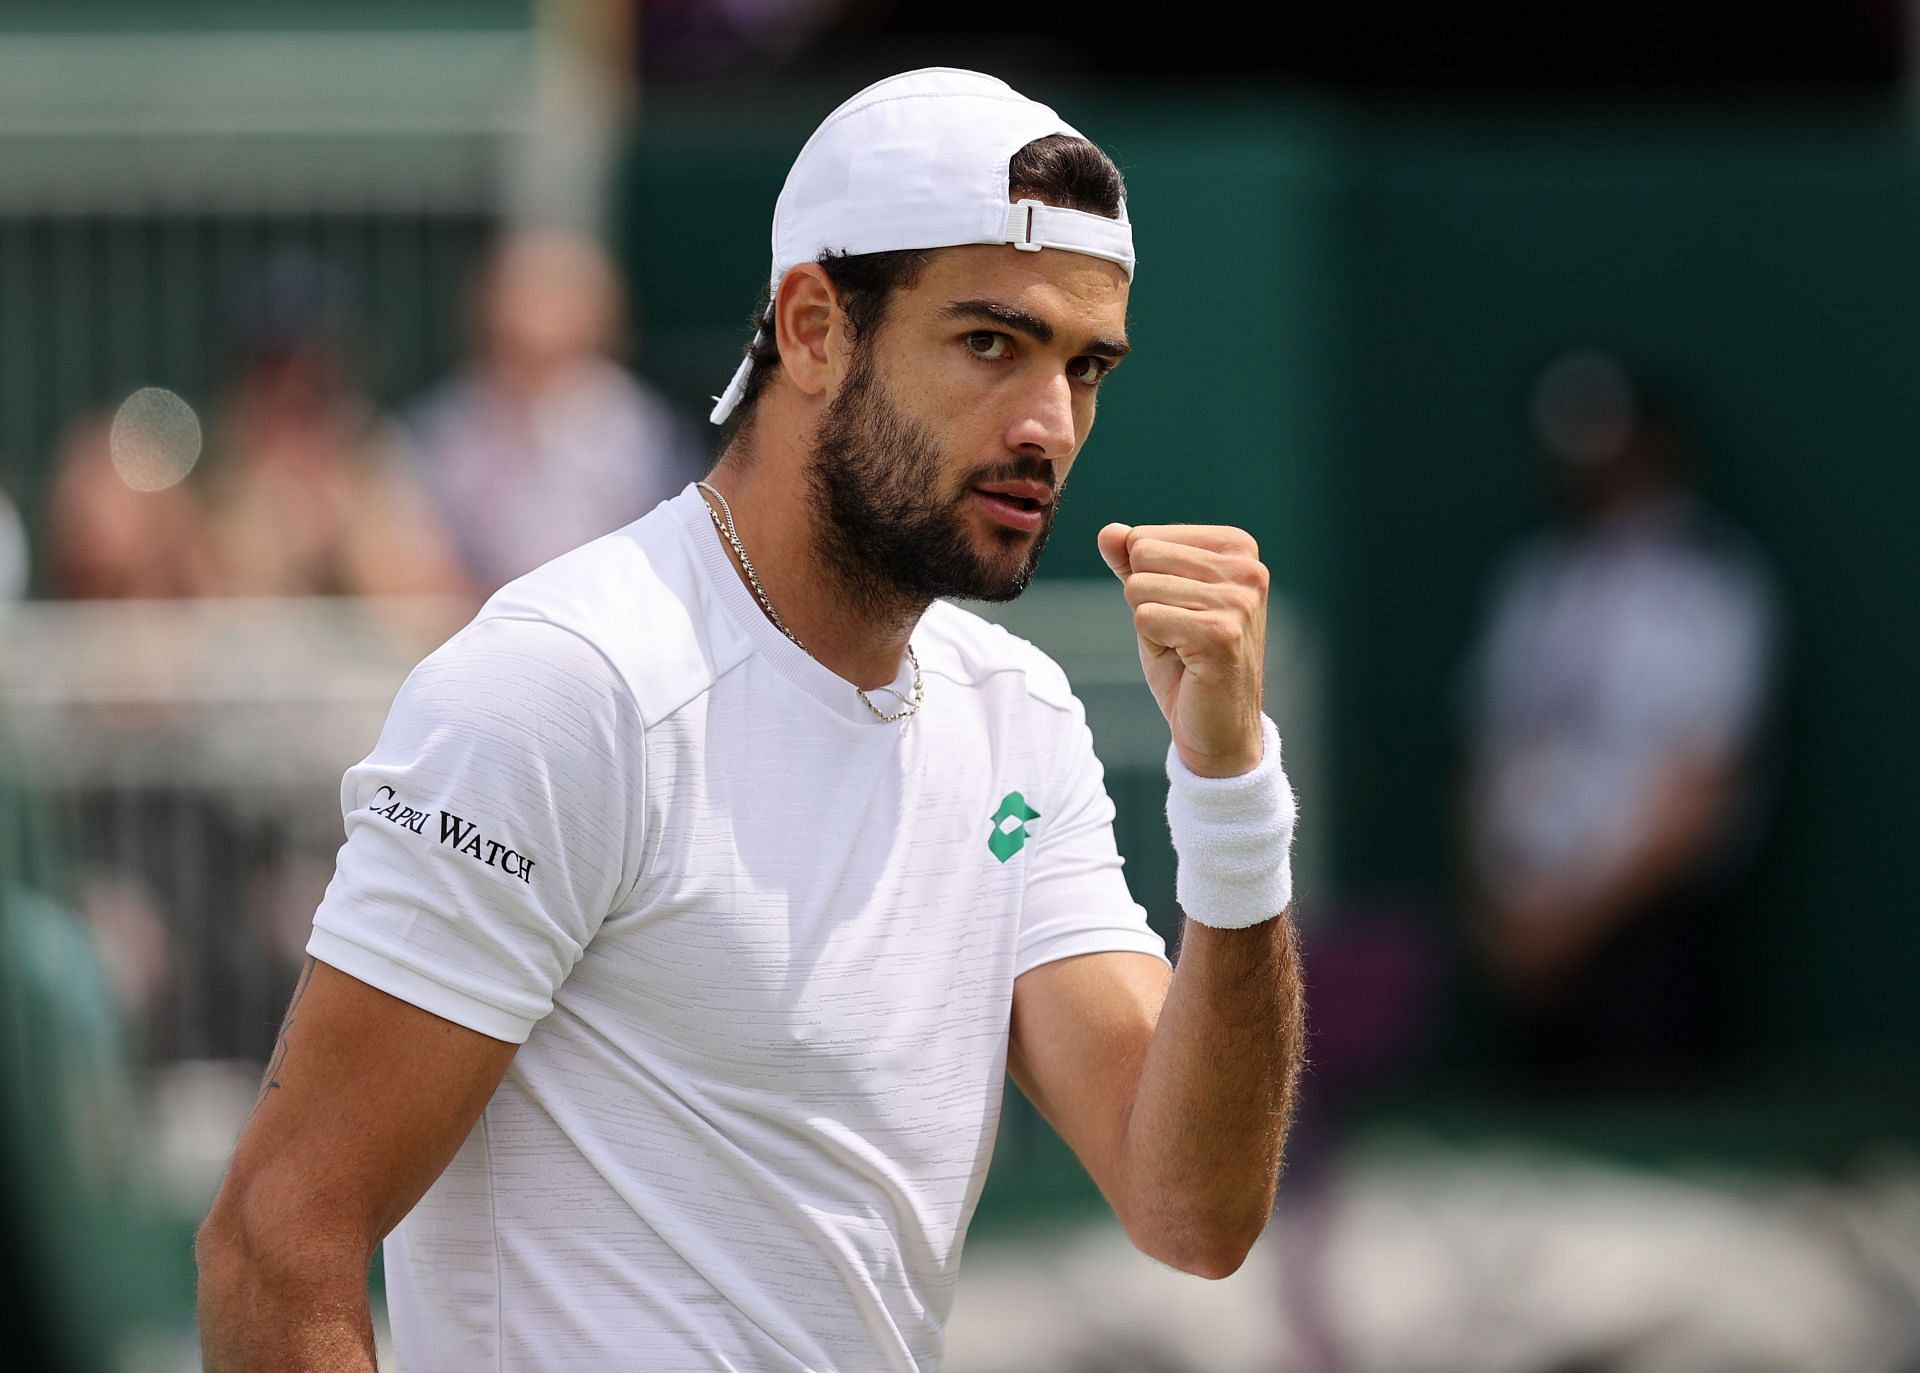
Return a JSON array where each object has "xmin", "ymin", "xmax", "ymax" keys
[{"xmin": 772, "ymin": 263, "xmax": 845, "ymax": 402}]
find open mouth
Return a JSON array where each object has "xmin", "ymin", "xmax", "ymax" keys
[
  {"xmin": 977, "ymin": 490, "xmax": 1044, "ymax": 512},
  {"xmin": 972, "ymin": 487, "xmax": 1050, "ymax": 530}
]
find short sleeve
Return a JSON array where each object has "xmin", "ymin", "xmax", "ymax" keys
[
  {"xmin": 307, "ymin": 616, "xmax": 644, "ymax": 1043},
  {"xmin": 1636, "ymin": 556, "xmax": 1777, "ymax": 762},
  {"xmin": 1015, "ymin": 696, "xmax": 1169, "ymax": 978}
]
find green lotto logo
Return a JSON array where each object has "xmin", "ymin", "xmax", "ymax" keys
[{"xmin": 988, "ymin": 792, "xmax": 1040, "ymax": 863}]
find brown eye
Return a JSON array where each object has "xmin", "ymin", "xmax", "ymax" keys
[
  {"xmin": 966, "ymin": 332, "xmax": 1011, "ymax": 360},
  {"xmin": 1070, "ymin": 356, "xmax": 1113, "ymax": 386}
]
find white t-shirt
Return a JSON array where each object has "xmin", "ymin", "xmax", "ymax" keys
[
  {"xmin": 1465, "ymin": 497, "xmax": 1777, "ymax": 901},
  {"xmin": 407, "ymin": 360, "xmax": 697, "ymax": 594},
  {"xmin": 307, "ymin": 484, "xmax": 1167, "ymax": 1372}
]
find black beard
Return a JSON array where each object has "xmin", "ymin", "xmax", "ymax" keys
[{"xmin": 804, "ymin": 346, "xmax": 1057, "ymax": 621}]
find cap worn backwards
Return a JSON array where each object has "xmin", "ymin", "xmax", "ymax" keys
[{"xmin": 709, "ymin": 67, "xmax": 1136, "ymax": 426}]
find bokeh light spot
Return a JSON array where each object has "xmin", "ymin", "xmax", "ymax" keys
[{"xmin": 109, "ymin": 387, "xmax": 203, "ymax": 492}]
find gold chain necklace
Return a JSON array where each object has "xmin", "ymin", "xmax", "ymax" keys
[{"xmin": 696, "ymin": 481, "xmax": 923, "ymax": 723}]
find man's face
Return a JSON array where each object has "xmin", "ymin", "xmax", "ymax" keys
[{"xmin": 806, "ymin": 243, "xmax": 1130, "ymax": 610}]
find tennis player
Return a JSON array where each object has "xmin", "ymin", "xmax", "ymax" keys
[{"xmin": 197, "ymin": 67, "xmax": 1304, "ymax": 1372}]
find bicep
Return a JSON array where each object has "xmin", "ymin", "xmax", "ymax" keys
[
  {"xmin": 212, "ymin": 958, "xmax": 517, "ymax": 1255},
  {"xmin": 1008, "ymin": 951, "xmax": 1171, "ymax": 1203}
]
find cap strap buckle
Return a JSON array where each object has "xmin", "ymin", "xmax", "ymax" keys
[
  {"xmin": 999, "ymin": 197, "xmax": 1136, "ymax": 277},
  {"xmin": 1005, "ymin": 198, "xmax": 1046, "ymax": 252}
]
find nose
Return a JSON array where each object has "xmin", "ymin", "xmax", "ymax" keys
[{"xmin": 1004, "ymin": 371, "xmax": 1078, "ymax": 462}]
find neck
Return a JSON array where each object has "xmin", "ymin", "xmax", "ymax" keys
[{"xmin": 700, "ymin": 450, "xmax": 924, "ymax": 692}]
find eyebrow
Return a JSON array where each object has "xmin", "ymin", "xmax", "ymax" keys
[{"xmin": 939, "ymin": 299, "xmax": 1131, "ymax": 360}]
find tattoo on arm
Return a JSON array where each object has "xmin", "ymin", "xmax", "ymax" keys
[{"xmin": 253, "ymin": 957, "xmax": 316, "ymax": 1112}]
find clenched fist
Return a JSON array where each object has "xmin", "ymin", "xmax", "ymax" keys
[{"xmin": 1097, "ymin": 522, "xmax": 1269, "ymax": 779}]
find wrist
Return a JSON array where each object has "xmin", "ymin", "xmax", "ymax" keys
[
  {"xmin": 1173, "ymin": 733, "xmax": 1264, "ymax": 779},
  {"xmin": 1165, "ymin": 715, "xmax": 1297, "ymax": 929}
]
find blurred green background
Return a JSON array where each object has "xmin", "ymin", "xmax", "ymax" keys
[
  {"xmin": 619, "ymin": 92, "xmax": 1920, "ymax": 1072},
  {"xmin": 3, "ymin": 1, "xmax": 1919, "ymax": 1368}
]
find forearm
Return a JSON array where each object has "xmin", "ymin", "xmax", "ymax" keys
[
  {"xmin": 1582, "ymin": 762, "xmax": 1731, "ymax": 926},
  {"xmin": 1093, "ymin": 523, "xmax": 1304, "ymax": 1275},
  {"xmin": 1117, "ymin": 911, "xmax": 1304, "ymax": 1277},
  {"xmin": 1483, "ymin": 761, "xmax": 1732, "ymax": 987},
  {"xmin": 196, "ymin": 1221, "xmax": 377, "ymax": 1372}
]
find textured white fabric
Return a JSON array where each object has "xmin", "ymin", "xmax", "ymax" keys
[
  {"xmin": 308, "ymin": 484, "xmax": 1165, "ymax": 1371},
  {"xmin": 1164, "ymin": 715, "xmax": 1297, "ymax": 929},
  {"xmin": 772, "ymin": 68, "xmax": 1133, "ymax": 284},
  {"xmin": 710, "ymin": 68, "xmax": 1135, "ymax": 424}
]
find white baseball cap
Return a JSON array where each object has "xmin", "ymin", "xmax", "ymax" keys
[{"xmin": 708, "ymin": 66, "xmax": 1136, "ymax": 425}]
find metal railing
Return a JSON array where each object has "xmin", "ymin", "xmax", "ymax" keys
[{"xmin": 2, "ymin": 596, "xmax": 468, "ymax": 1064}]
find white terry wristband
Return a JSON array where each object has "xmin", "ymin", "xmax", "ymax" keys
[{"xmin": 1165, "ymin": 715, "xmax": 1297, "ymax": 929}]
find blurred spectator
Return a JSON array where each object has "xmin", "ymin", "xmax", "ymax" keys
[
  {"xmin": 0, "ymin": 481, "xmax": 27, "ymax": 600},
  {"xmin": 197, "ymin": 251, "xmax": 470, "ymax": 602},
  {"xmin": 405, "ymin": 227, "xmax": 700, "ymax": 595},
  {"xmin": 1460, "ymin": 351, "xmax": 1781, "ymax": 1078},
  {"xmin": 44, "ymin": 413, "xmax": 211, "ymax": 600}
]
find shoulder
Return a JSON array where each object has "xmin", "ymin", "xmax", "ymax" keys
[
  {"xmin": 1673, "ymin": 505, "xmax": 1776, "ymax": 595},
  {"xmin": 396, "ymin": 616, "xmax": 640, "ymax": 759},
  {"xmin": 1612, "ymin": 504, "xmax": 1777, "ymax": 641},
  {"xmin": 465, "ymin": 487, "xmax": 749, "ymax": 727},
  {"xmin": 915, "ymin": 599, "xmax": 1078, "ymax": 716}
]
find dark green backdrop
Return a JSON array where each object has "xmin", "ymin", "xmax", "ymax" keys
[{"xmin": 617, "ymin": 91, "xmax": 1920, "ymax": 1076}]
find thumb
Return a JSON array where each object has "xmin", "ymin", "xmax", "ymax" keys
[{"xmin": 1097, "ymin": 522, "xmax": 1133, "ymax": 580}]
